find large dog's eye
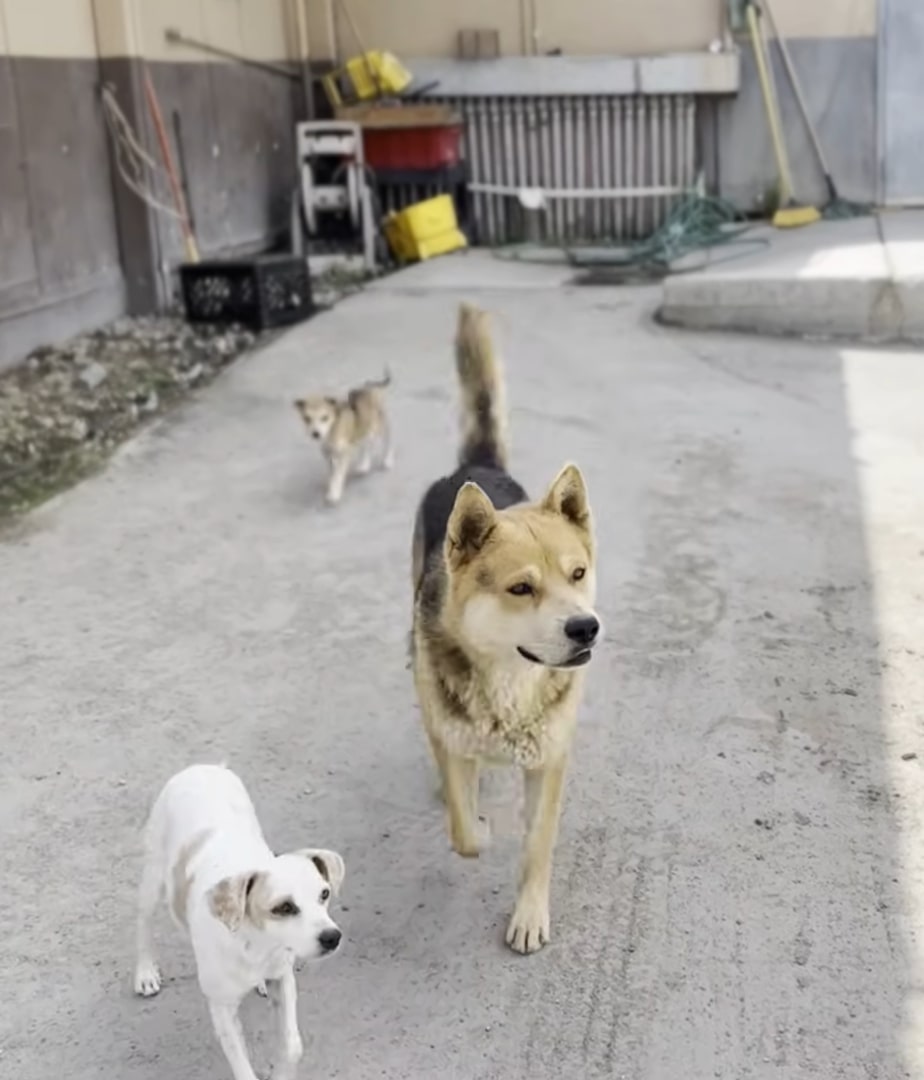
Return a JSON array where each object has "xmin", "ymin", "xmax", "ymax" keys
[
  {"xmin": 271, "ymin": 900, "xmax": 301, "ymax": 918},
  {"xmin": 508, "ymin": 582, "xmax": 534, "ymax": 597},
  {"xmin": 320, "ymin": 887, "xmax": 331, "ymax": 903},
  {"xmin": 572, "ymin": 567, "xmax": 586, "ymax": 582}
]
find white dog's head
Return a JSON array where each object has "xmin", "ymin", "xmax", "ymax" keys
[{"xmin": 207, "ymin": 848, "xmax": 345, "ymax": 960}]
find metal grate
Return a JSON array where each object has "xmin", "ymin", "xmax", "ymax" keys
[{"xmin": 411, "ymin": 94, "xmax": 697, "ymax": 245}]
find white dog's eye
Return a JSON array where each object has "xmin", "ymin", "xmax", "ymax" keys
[
  {"xmin": 508, "ymin": 582, "xmax": 534, "ymax": 597},
  {"xmin": 320, "ymin": 887, "xmax": 331, "ymax": 902},
  {"xmin": 572, "ymin": 567, "xmax": 586, "ymax": 582},
  {"xmin": 271, "ymin": 900, "xmax": 301, "ymax": 917}
]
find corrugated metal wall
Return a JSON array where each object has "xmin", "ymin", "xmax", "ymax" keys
[{"xmin": 380, "ymin": 94, "xmax": 697, "ymax": 244}]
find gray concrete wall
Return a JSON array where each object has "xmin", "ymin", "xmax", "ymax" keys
[
  {"xmin": 713, "ymin": 36, "xmax": 878, "ymax": 210},
  {"xmin": 0, "ymin": 55, "xmax": 299, "ymax": 373}
]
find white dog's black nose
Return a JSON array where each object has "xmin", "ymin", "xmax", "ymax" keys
[
  {"xmin": 318, "ymin": 928, "xmax": 342, "ymax": 953},
  {"xmin": 564, "ymin": 614, "xmax": 600, "ymax": 646}
]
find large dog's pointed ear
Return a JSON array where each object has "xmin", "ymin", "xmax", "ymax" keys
[
  {"xmin": 208, "ymin": 872, "xmax": 261, "ymax": 932},
  {"xmin": 446, "ymin": 482, "xmax": 497, "ymax": 563},
  {"xmin": 541, "ymin": 464, "xmax": 592, "ymax": 536},
  {"xmin": 295, "ymin": 849, "xmax": 346, "ymax": 896}
]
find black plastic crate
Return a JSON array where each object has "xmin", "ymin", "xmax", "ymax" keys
[{"xmin": 180, "ymin": 255, "xmax": 313, "ymax": 331}]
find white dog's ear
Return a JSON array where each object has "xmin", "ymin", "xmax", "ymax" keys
[
  {"xmin": 296, "ymin": 849, "xmax": 346, "ymax": 896},
  {"xmin": 207, "ymin": 872, "xmax": 260, "ymax": 931}
]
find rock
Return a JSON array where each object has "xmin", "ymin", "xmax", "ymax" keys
[
  {"xmin": 78, "ymin": 361, "xmax": 108, "ymax": 392},
  {"xmin": 71, "ymin": 418, "xmax": 90, "ymax": 441}
]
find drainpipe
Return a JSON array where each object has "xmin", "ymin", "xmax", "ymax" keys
[{"xmin": 291, "ymin": 0, "xmax": 315, "ymax": 119}]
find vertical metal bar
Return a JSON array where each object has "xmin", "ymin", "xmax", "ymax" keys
[{"xmin": 550, "ymin": 97, "xmax": 563, "ymax": 242}]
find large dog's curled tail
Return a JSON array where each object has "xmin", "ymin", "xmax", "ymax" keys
[{"xmin": 455, "ymin": 303, "xmax": 509, "ymax": 471}]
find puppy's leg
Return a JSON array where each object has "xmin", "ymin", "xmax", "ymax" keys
[
  {"xmin": 209, "ymin": 1001, "xmax": 260, "ymax": 1080},
  {"xmin": 325, "ymin": 451, "xmax": 350, "ymax": 505},
  {"xmin": 380, "ymin": 414, "xmax": 395, "ymax": 470},
  {"xmin": 133, "ymin": 855, "xmax": 164, "ymax": 996},
  {"xmin": 506, "ymin": 755, "xmax": 569, "ymax": 954},
  {"xmin": 355, "ymin": 438, "xmax": 373, "ymax": 475},
  {"xmin": 268, "ymin": 968, "xmax": 303, "ymax": 1080}
]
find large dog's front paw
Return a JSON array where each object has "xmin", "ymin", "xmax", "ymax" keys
[
  {"xmin": 133, "ymin": 959, "xmax": 162, "ymax": 997},
  {"xmin": 505, "ymin": 891, "xmax": 550, "ymax": 954},
  {"xmin": 449, "ymin": 815, "xmax": 489, "ymax": 858}
]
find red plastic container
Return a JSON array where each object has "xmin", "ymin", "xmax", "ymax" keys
[{"xmin": 363, "ymin": 124, "xmax": 463, "ymax": 170}]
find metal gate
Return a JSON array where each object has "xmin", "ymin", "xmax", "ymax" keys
[{"xmin": 879, "ymin": 0, "xmax": 924, "ymax": 205}]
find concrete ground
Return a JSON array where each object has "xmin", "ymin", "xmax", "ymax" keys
[
  {"xmin": 1, "ymin": 251, "xmax": 923, "ymax": 1080},
  {"xmin": 661, "ymin": 209, "xmax": 924, "ymax": 343}
]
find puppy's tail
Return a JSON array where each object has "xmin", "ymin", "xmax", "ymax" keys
[
  {"xmin": 455, "ymin": 303, "xmax": 508, "ymax": 471},
  {"xmin": 367, "ymin": 367, "xmax": 391, "ymax": 390}
]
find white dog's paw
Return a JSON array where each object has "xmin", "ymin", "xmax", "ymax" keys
[
  {"xmin": 356, "ymin": 457, "xmax": 372, "ymax": 475},
  {"xmin": 325, "ymin": 491, "xmax": 342, "ymax": 506},
  {"xmin": 505, "ymin": 892, "xmax": 550, "ymax": 954},
  {"xmin": 254, "ymin": 980, "xmax": 268, "ymax": 998},
  {"xmin": 270, "ymin": 1035, "xmax": 304, "ymax": 1080},
  {"xmin": 134, "ymin": 960, "xmax": 162, "ymax": 997}
]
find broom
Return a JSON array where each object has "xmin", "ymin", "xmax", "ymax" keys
[{"xmin": 745, "ymin": 0, "xmax": 820, "ymax": 229}]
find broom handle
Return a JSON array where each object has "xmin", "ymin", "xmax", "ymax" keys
[
  {"xmin": 143, "ymin": 68, "xmax": 199, "ymax": 262},
  {"xmin": 760, "ymin": 0, "xmax": 833, "ymax": 180},
  {"xmin": 746, "ymin": 2, "xmax": 794, "ymax": 204}
]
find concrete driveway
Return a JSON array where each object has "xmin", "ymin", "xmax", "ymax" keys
[{"xmin": 1, "ymin": 252, "xmax": 923, "ymax": 1080}]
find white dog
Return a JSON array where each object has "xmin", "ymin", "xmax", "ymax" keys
[{"xmin": 133, "ymin": 764, "xmax": 345, "ymax": 1080}]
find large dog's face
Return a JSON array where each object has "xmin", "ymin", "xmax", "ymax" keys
[
  {"xmin": 208, "ymin": 848, "xmax": 345, "ymax": 960},
  {"xmin": 294, "ymin": 396, "xmax": 338, "ymax": 441},
  {"xmin": 444, "ymin": 464, "xmax": 601, "ymax": 670}
]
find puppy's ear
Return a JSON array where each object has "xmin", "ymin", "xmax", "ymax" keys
[
  {"xmin": 295, "ymin": 848, "xmax": 346, "ymax": 896},
  {"xmin": 446, "ymin": 482, "xmax": 496, "ymax": 564},
  {"xmin": 207, "ymin": 871, "xmax": 260, "ymax": 932},
  {"xmin": 293, "ymin": 398, "xmax": 306, "ymax": 412},
  {"xmin": 541, "ymin": 464, "xmax": 592, "ymax": 538}
]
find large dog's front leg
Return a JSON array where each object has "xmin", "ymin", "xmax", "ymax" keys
[
  {"xmin": 506, "ymin": 755, "xmax": 569, "ymax": 954},
  {"xmin": 431, "ymin": 734, "xmax": 481, "ymax": 858}
]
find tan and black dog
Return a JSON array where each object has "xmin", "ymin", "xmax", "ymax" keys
[
  {"xmin": 410, "ymin": 304, "xmax": 601, "ymax": 953},
  {"xmin": 294, "ymin": 371, "xmax": 393, "ymax": 505}
]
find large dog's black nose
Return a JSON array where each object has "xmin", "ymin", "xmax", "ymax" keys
[
  {"xmin": 564, "ymin": 614, "xmax": 600, "ymax": 646},
  {"xmin": 318, "ymin": 928, "xmax": 342, "ymax": 953}
]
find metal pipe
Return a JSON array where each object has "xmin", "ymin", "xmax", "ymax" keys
[
  {"xmin": 291, "ymin": 0, "xmax": 316, "ymax": 119},
  {"xmin": 164, "ymin": 28, "xmax": 298, "ymax": 81},
  {"xmin": 468, "ymin": 182, "xmax": 687, "ymax": 198}
]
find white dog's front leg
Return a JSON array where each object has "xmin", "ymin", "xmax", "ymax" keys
[
  {"xmin": 209, "ymin": 1001, "xmax": 260, "ymax": 1080},
  {"xmin": 269, "ymin": 968, "xmax": 303, "ymax": 1080}
]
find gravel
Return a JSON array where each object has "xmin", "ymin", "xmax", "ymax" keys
[{"xmin": 0, "ymin": 316, "xmax": 264, "ymax": 520}]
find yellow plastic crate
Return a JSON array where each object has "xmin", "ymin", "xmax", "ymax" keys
[
  {"xmin": 383, "ymin": 195, "xmax": 468, "ymax": 263},
  {"xmin": 324, "ymin": 51, "xmax": 412, "ymax": 106}
]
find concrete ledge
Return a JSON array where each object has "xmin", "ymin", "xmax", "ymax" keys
[
  {"xmin": 659, "ymin": 214, "xmax": 924, "ymax": 343},
  {"xmin": 412, "ymin": 52, "xmax": 740, "ymax": 97}
]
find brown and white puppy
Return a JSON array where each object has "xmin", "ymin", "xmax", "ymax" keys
[
  {"xmin": 410, "ymin": 304, "xmax": 601, "ymax": 954},
  {"xmin": 294, "ymin": 370, "xmax": 393, "ymax": 505},
  {"xmin": 134, "ymin": 764, "xmax": 345, "ymax": 1080}
]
